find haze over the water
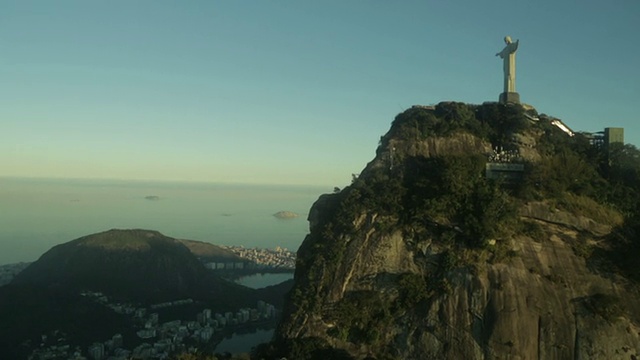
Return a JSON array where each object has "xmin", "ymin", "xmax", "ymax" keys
[
  {"xmin": 0, "ymin": 177, "xmax": 326, "ymax": 265},
  {"xmin": 1, "ymin": 2, "xmax": 638, "ymax": 263},
  {"xmin": 1, "ymin": 1, "xmax": 639, "ymax": 187}
]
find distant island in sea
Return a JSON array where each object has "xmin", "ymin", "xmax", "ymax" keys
[{"xmin": 273, "ymin": 211, "xmax": 299, "ymax": 219}]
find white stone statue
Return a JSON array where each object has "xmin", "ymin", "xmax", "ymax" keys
[{"xmin": 496, "ymin": 36, "xmax": 519, "ymax": 93}]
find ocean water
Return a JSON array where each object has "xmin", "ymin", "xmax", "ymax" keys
[{"xmin": 0, "ymin": 177, "xmax": 327, "ymax": 265}]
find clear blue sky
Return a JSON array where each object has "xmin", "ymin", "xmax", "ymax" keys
[{"xmin": 2, "ymin": 1, "xmax": 639, "ymax": 186}]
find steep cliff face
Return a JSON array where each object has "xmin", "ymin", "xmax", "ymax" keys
[{"xmin": 274, "ymin": 102, "xmax": 640, "ymax": 359}]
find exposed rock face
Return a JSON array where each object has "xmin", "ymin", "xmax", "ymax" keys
[
  {"xmin": 281, "ymin": 208, "xmax": 640, "ymax": 359},
  {"xmin": 519, "ymin": 201, "xmax": 622, "ymax": 236},
  {"xmin": 275, "ymin": 103, "xmax": 640, "ymax": 359},
  {"xmin": 511, "ymin": 132, "xmax": 542, "ymax": 162},
  {"xmin": 390, "ymin": 132, "xmax": 492, "ymax": 159},
  {"xmin": 411, "ymin": 225, "xmax": 640, "ymax": 360}
]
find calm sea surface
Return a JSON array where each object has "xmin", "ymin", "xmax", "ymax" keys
[{"xmin": 0, "ymin": 177, "xmax": 327, "ymax": 265}]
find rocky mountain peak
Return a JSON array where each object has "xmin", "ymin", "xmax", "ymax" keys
[{"xmin": 267, "ymin": 102, "xmax": 640, "ymax": 359}]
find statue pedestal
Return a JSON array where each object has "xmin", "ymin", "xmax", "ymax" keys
[{"xmin": 499, "ymin": 92, "xmax": 520, "ymax": 104}]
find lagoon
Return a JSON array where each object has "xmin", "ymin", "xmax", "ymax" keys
[
  {"xmin": 215, "ymin": 328, "xmax": 274, "ymax": 354},
  {"xmin": 235, "ymin": 272, "xmax": 294, "ymax": 289}
]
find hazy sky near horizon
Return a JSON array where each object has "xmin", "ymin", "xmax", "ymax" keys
[{"xmin": 2, "ymin": 1, "xmax": 639, "ymax": 186}]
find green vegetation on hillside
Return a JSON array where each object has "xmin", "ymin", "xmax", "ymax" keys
[
  {"xmin": 271, "ymin": 102, "xmax": 640, "ymax": 359},
  {"xmin": 379, "ymin": 102, "xmax": 528, "ymax": 149},
  {"xmin": 11, "ymin": 229, "xmax": 258, "ymax": 306},
  {"xmin": 380, "ymin": 102, "xmax": 640, "ymax": 236}
]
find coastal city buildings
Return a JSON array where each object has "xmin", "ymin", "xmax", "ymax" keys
[
  {"xmin": 29, "ymin": 291, "xmax": 278, "ymax": 359},
  {"xmin": 0, "ymin": 245, "xmax": 296, "ymax": 284},
  {"xmin": 213, "ymin": 245, "xmax": 296, "ymax": 270},
  {"xmin": 0, "ymin": 245, "xmax": 291, "ymax": 360}
]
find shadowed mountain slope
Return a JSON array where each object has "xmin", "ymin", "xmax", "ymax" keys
[
  {"xmin": 178, "ymin": 238, "xmax": 243, "ymax": 263},
  {"xmin": 12, "ymin": 229, "xmax": 252, "ymax": 303}
]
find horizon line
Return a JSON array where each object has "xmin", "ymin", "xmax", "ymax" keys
[{"xmin": 0, "ymin": 175, "xmax": 333, "ymax": 189}]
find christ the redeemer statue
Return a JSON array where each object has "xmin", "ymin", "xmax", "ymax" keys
[{"xmin": 496, "ymin": 36, "xmax": 520, "ymax": 104}]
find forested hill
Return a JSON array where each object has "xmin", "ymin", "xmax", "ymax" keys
[
  {"xmin": 11, "ymin": 229, "xmax": 254, "ymax": 303},
  {"xmin": 259, "ymin": 102, "xmax": 640, "ymax": 359}
]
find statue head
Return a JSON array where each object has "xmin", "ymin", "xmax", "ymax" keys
[{"xmin": 504, "ymin": 36, "xmax": 512, "ymax": 44}]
